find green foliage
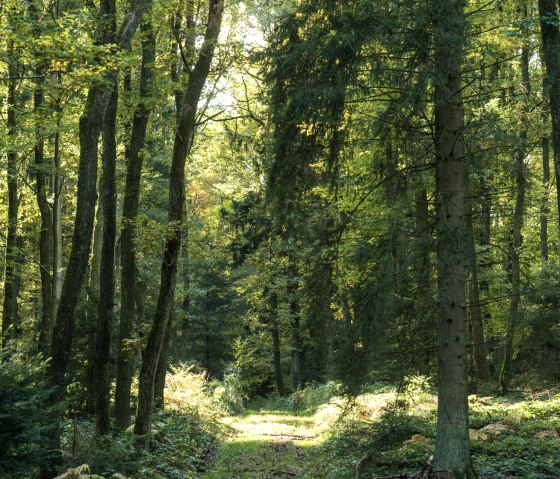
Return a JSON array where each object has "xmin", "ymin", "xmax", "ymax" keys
[
  {"xmin": 211, "ymin": 366, "xmax": 247, "ymax": 414},
  {"xmin": 0, "ymin": 347, "xmax": 54, "ymax": 478},
  {"xmin": 290, "ymin": 381, "xmax": 342, "ymax": 412}
]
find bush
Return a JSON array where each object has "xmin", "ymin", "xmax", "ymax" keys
[
  {"xmin": 290, "ymin": 381, "xmax": 342, "ymax": 411},
  {"xmin": 211, "ymin": 366, "xmax": 246, "ymax": 413},
  {"xmin": 0, "ymin": 347, "xmax": 54, "ymax": 478}
]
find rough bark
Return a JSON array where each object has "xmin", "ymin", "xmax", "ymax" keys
[
  {"xmin": 115, "ymin": 13, "xmax": 156, "ymax": 429},
  {"xmin": 432, "ymin": 0, "xmax": 472, "ymax": 477},
  {"xmin": 538, "ymin": 0, "xmax": 560, "ymax": 237},
  {"xmin": 134, "ymin": 0, "xmax": 224, "ymax": 441}
]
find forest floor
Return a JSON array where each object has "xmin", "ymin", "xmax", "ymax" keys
[
  {"xmin": 200, "ymin": 402, "xmax": 342, "ymax": 479},
  {"xmin": 199, "ymin": 386, "xmax": 560, "ymax": 479}
]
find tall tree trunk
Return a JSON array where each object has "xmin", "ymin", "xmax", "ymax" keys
[
  {"xmin": 2, "ymin": 38, "xmax": 20, "ymax": 347},
  {"xmin": 30, "ymin": 3, "xmax": 55, "ymax": 356},
  {"xmin": 541, "ymin": 72, "xmax": 550, "ymax": 261},
  {"xmin": 432, "ymin": 1, "xmax": 472, "ymax": 477},
  {"xmin": 52, "ymin": 78, "xmax": 64, "ymax": 326},
  {"xmin": 134, "ymin": 0, "xmax": 223, "ymax": 441},
  {"xmin": 499, "ymin": 36, "xmax": 529, "ymax": 395},
  {"xmin": 115, "ymin": 13, "xmax": 156, "ymax": 429},
  {"xmin": 95, "ymin": 73, "xmax": 118, "ymax": 435},
  {"xmin": 538, "ymin": 0, "xmax": 560, "ymax": 237},
  {"xmin": 466, "ymin": 211, "xmax": 490, "ymax": 384}
]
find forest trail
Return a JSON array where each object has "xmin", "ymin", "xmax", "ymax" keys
[{"xmin": 201, "ymin": 405, "xmax": 339, "ymax": 479}]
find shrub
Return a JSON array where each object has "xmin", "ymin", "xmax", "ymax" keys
[{"xmin": 0, "ymin": 346, "xmax": 54, "ymax": 478}]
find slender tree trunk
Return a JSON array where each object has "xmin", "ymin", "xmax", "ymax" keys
[
  {"xmin": 499, "ymin": 37, "xmax": 529, "ymax": 395},
  {"xmin": 115, "ymin": 13, "xmax": 156, "ymax": 429},
  {"xmin": 288, "ymin": 252, "xmax": 302, "ymax": 390},
  {"xmin": 269, "ymin": 291, "xmax": 285, "ymax": 396},
  {"xmin": 95, "ymin": 72, "xmax": 118, "ymax": 435},
  {"xmin": 538, "ymin": 0, "xmax": 560, "ymax": 237},
  {"xmin": 29, "ymin": 3, "xmax": 55, "ymax": 355},
  {"xmin": 154, "ymin": 322, "xmax": 171, "ymax": 410},
  {"xmin": 541, "ymin": 72, "xmax": 550, "ymax": 261},
  {"xmin": 432, "ymin": 1, "xmax": 472, "ymax": 477},
  {"xmin": 466, "ymin": 211, "xmax": 490, "ymax": 383},
  {"xmin": 52, "ymin": 82, "xmax": 64, "ymax": 326},
  {"xmin": 134, "ymin": 0, "xmax": 223, "ymax": 441},
  {"xmin": 2, "ymin": 39, "xmax": 20, "ymax": 347}
]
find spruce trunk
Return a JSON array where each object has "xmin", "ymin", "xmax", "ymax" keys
[{"xmin": 432, "ymin": 0, "xmax": 472, "ymax": 477}]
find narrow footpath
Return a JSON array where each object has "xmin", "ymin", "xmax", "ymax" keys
[{"xmin": 201, "ymin": 405, "xmax": 339, "ymax": 479}]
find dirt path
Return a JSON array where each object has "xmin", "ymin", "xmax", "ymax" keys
[{"xmin": 200, "ymin": 407, "xmax": 338, "ymax": 479}]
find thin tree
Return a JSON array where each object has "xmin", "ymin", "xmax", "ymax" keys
[{"xmin": 115, "ymin": 12, "xmax": 157, "ymax": 429}]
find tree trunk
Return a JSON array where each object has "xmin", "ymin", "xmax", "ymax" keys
[
  {"xmin": 115, "ymin": 13, "xmax": 156, "ymax": 429},
  {"xmin": 538, "ymin": 0, "xmax": 560, "ymax": 237},
  {"xmin": 541, "ymin": 71, "xmax": 550, "ymax": 261},
  {"xmin": 30, "ymin": 3, "xmax": 55, "ymax": 355},
  {"xmin": 288, "ymin": 252, "xmax": 302, "ymax": 390},
  {"xmin": 154, "ymin": 322, "xmax": 171, "ymax": 410},
  {"xmin": 269, "ymin": 291, "xmax": 285, "ymax": 396},
  {"xmin": 432, "ymin": 0, "xmax": 472, "ymax": 477},
  {"xmin": 134, "ymin": 0, "xmax": 223, "ymax": 441},
  {"xmin": 499, "ymin": 36, "xmax": 529, "ymax": 395},
  {"xmin": 466, "ymin": 211, "xmax": 490, "ymax": 384},
  {"xmin": 2, "ymin": 38, "xmax": 20, "ymax": 347},
  {"xmin": 95, "ymin": 69, "xmax": 118, "ymax": 435}
]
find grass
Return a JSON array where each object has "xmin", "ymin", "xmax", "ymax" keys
[
  {"xmin": 201, "ymin": 400, "xmax": 343, "ymax": 479},
  {"xmin": 202, "ymin": 384, "xmax": 560, "ymax": 479}
]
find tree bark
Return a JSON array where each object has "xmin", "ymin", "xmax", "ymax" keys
[
  {"xmin": 134, "ymin": 0, "xmax": 224, "ymax": 441},
  {"xmin": 538, "ymin": 0, "xmax": 560, "ymax": 237},
  {"xmin": 115, "ymin": 13, "xmax": 156, "ymax": 429},
  {"xmin": 432, "ymin": 0, "xmax": 472, "ymax": 477}
]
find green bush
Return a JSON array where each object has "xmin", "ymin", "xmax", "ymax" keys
[{"xmin": 0, "ymin": 347, "xmax": 54, "ymax": 478}]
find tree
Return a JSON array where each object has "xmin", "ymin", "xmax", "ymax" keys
[
  {"xmin": 115, "ymin": 11, "xmax": 157, "ymax": 429},
  {"xmin": 431, "ymin": 0, "xmax": 473, "ymax": 477}
]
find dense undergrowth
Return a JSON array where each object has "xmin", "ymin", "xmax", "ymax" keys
[
  {"xmin": 4, "ymin": 360, "xmax": 560, "ymax": 479},
  {"xmin": 302, "ymin": 380, "xmax": 560, "ymax": 479}
]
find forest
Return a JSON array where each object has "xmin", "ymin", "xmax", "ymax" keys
[{"xmin": 2, "ymin": 0, "xmax": 560, "ymax": 478}]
